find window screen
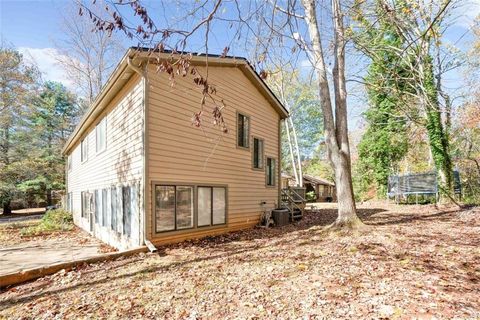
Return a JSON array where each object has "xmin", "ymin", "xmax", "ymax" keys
[
  {"xmin": 197, "ymin": 186, "xmax": 226, "ymax": 227},
  {"xmin": 102, "ymin": 189, "xmax": 108, "ymax": 227},
  {"xmin": 81, "ymin": 192, "xmax": 89, "ymax": 218},
  {"xmin": 123, "ymin": 186, "xmax": 132, "ymax": 236},
  {"xmin": 253, "ymin": 138, "xmax": 264, "ymax": 169},
  {"xmin": 213, "ymin": 187, "xmax": 226, "ymax": 225},
  {"xmin": 156, "ymin": 184, "xmax": 226, "ymax": 232},
  {"xmin": 96, "ymin": 117, "xmax": 107, "ymax": 153},
  {"xmin": 198, "ymin": 187, "xmax": 212, "ymax": 227},
  {"xmin": 266, "ymin": 158, "xmax": 276, "ymax": 186},
  {"xmin": 116, "ymin": 186, "xmax": 123, "ymax": 233},
  {"xmin": 111, "ymin": 186, "xmax": 117, "ymax": 231},
  {"xmin": 155, "ymin": 185, "xmax": 175, "ymax": 232},
  {"xmin": 237, "ymin": 113, "xmax": 249, "ymax": 148},
  {"xmin": 176, "ymin": 186, "xmax": 193, "ymax": 229},
  {"xmin": 95, "ymin": 190, "xmax": 102, "ymax": 225},
  {"xmin": 81, "ymin": 139, "xmax": 88, "ymax": 162}
]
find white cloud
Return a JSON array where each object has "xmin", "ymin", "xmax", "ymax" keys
[{"xmin": 18, "ymin": 47, "xmax": 76, "ymax": 90}]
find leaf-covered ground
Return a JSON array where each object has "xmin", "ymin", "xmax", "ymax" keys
[
  {"xmin": 1, "ymin": 203, "xmax": 479, "ymax": 319},
  {"xmin": 0, "ymin": 219, "xmax": 97, "ymax": 248}
]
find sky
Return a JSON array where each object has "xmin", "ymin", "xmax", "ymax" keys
[{"xmin": 1, "ymin": 0, "xmax": 480, "ymax": 130}]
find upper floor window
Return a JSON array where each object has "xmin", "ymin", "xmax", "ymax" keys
[
  {"xmin": 253, "ymin": 137, "xmax": 264, "ymax": 169},
  {"xmin": 67, "ymin": 155, "xmax": 72, "ymax": 171},
  {"xmin": 81, "ymin": 138, "xmax": 88, "ymax": 162},
  {"xmin": 96, "ymin": 117, "xmax": 107, "ymax": 153},
  {"xmin": 237, "ymin": 113, "xmax": 249, "ymax": 148},
  {"xmin": 266, "ymin": 157, "xmax": 276, "ymax": 186}
]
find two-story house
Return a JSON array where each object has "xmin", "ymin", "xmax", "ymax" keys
[{"xmin": 63, "ymin": 47, "xmax": 289, "ymax": 250}]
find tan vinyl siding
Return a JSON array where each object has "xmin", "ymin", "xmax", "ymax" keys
[
  {"xmin": 67, "ymin": 74, "xmax": 144, "ymax": 250},
  {"xmin": 146, "ymin": 65, "xmax": 280, "ymax": 245}
]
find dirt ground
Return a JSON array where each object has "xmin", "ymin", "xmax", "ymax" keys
[{"xmin": 1, "ymin": 202, "xmax": 479, "ymax": 319}]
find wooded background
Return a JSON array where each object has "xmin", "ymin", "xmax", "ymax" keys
[{"xmin": 1, "ymin": 0, "xmax": 479, "ymax": 218}]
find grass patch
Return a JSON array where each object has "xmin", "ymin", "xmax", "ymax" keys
[
  {"xmin": 0, "ymin": 220, "xmax": 39, "ymax": 245},
  {"xmin": 21, "ymin": 209, "xmax": 74, "ymax": 236}
]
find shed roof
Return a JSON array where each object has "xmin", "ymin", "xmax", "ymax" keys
[
  {"xmin": 303, "ymin": 174, "xmax": 335, "ymax": 186},
  {"xmin": 62, "ymin": 47, "xmax": 289, "ymax": 155},
  {"xmin": 281, "ymin": 172, "xmax": 293, "ymax": 179}
]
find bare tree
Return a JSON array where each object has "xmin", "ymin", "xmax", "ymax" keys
[
  {"xmin": 268, "ymin": 68, "xmax": 304, "ymax": 187},
  {"xmin": 285, "ymin": 117, "xmax": 301, "ymax": 186},
  {"xmin": 55, "ymin": 2, "xmax": 124, "ymax": 110}
]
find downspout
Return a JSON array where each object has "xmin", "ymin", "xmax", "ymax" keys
[
  {"xmin": 278, "ymin": 118, "xmax": 283, "ymax": 208},
  {"xmin": 127, "ymin": 56, "xmax": 157, "ymax": 253},
  {"xmin": 65, "ymin": 156, "xmax": 68, "ymax": 211}
]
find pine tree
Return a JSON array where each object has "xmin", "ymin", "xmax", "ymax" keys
[
  {"xmin": 0, "ymin": 47, "xmax": 39, "ymax": 214},
  {"xmin": 23, "ymin": 81, "xmax": 79, "ymax": 205}
]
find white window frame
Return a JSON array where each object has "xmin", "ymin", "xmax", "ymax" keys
[
  {"xmin": 96, "ymin": 117, "xmax": 107, "ymax": 154},
  {"xmin": 81, "ymin": 138, "xmax": 88, "ymax": 163},
  {"xmin": 81, "ymin": 191, "xmax": 91, "ymax": 219}
]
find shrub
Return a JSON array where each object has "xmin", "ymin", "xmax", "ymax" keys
[
  {"xmin": 21, "ymin": 209, "xmax": 74, "ymax": 236},
  {"xmin": 306, "ymin": 191, "xmax": 317, "ymax": 202}
]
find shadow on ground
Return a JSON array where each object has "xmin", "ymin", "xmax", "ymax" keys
[{"xmin": 1, "ymin": 204, "xmax": 471, "ymax": 309}]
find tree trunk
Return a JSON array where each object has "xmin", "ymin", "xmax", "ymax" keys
[
  {"xmin": 46, "ymin": 189, "xmax": 52, "ymax": 206},
  {"xmin": 1, "ymin": 125, "xmax": 11, "ymax": 165},
  {"xmin": 334, "ymin": 154, "xmax": 358, "ymax": 226},
  {"xmin": 468, "ymin": 158, "xmax": 480, "ymax": 178},
  {"xmin": 3, "ymin": 201, "xmax": 12, "ymax": 215},
  {"xmin": 422, "ymin": 56, "xmax": 453, "ymax": 195},
  {"xmin": 285, "ymin": 120, "xmax": 300, "ymax": 186},
  {"xmin": 289, "ymin": 116, "xmax": 303, "ymax": 187},
  {"xmin": 301, "ymin": 0, "xmax": 361, "ymax": 228}
]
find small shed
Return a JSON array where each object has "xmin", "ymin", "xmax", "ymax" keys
[{"xmin": 303, "ymin": 175, "xmax": 336, "ymax": 202}]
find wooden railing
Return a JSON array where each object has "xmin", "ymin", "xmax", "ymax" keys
[
  {"xmin": 288, "ymin": 187, "xmax": 306, "ymax": 202},
  {"xmin": 281, "ymin": 187, "xmax": 306, "ymax": 219}
]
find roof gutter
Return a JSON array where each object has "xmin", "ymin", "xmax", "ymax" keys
[
  {"xmin": 62, "ymin": 51, "xmax": 132, "ymax": 155},
  {"xmin": 62, "ymin": 49, "xmax": 288, "ymax": 156},
  {"xmin": 127, "ymin": 57, "xmax": 157, "ymax": 253}
]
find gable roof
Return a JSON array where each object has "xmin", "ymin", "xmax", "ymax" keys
[
  {"xmin": 62, "ymin": 47, "xmax": 289, "ymax": 155},
  {"xmin": 303, "ymin": 175, "xmax": 335, "ymax": 186}
]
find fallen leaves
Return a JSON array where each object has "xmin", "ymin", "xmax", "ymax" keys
[
  {"xmin": 1, "ymin": 203, "xmax": 480, "ymax": 318},
  {"xmin": 0, "ymin": 220, "xmax": 98, "ymax": 249}
]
